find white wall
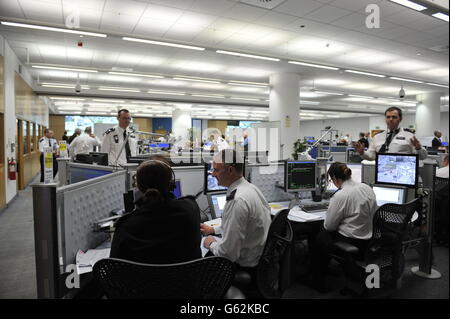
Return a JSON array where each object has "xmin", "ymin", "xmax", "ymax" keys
[
  {"xmin": 440, "ymin": 112, "xmax": 449, "ymax": 142},
  {"xmin": 299, "ymin": 117, "xmax": 370, "ymax": 142}
]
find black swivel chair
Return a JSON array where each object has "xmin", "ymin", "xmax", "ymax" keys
[
  {"xmin": 330, "ymin": 198, "xmax": 420, "ymax": 297},
  {"xmin": 434, "ymin": 177, "xmax": 449, "ymax": 245},
  {"xmin": 93, "ymin": 256, "xmax": 235, "ymax": 299},
  {"xmin": 233, "ymin": 208, "xmax": 294, "ymax": 299}
]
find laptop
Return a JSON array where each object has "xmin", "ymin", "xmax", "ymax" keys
[
  {"xmin": 372, "ymin": 185, "xmax": 407, "ymax": 207},
  {"xmin": 207, "ymin": 192, "xmax": 227, "ymax": 219}
]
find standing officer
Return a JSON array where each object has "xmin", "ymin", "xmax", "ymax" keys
[
  {"xmin": 354, "ymin": 106, "xmax": 427, "ymax": 160},
  {"xmin": 101, "ymin": 109, "xmax": 138, "ymax": 166},
  {"xmin": 68, "ymin": 126, "xmax": 101, "ymax": 159},
  {"xmin": 39, "ymin": 129, "xmax": 59, "ymax": 182}
]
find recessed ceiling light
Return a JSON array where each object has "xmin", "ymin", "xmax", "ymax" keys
[
  {"xmin": 288, "ymin": 61, "xmax": 339, "ymax": 70},
  {"xmin": 0, "ymin": 21, "xmax": 107, "ymax": 37},
  {"xmin": 344, "ymin": 69, "xmax": 386, "ymax": 78},
  {"xmin": 426, "ymin": 82, "xmax": 449, "ymax": 88},
  {"xmin": 389, "ymin": 77, "xmax": 424, "ymax": 83},
  {"xmin": 32, "ymin": 65, "xmax": 98, "ymax": 73},
  {"xmin": 108, "ymin": 72, "xmax": 163, "ymax": 78},
  {"xmin": 98, "ymin": 87, "xmax": 140, "ymax": 92},
  {"xmin": 432, "ymin": 12, "xmax": 449, "ymax": 22},
  {"xmin": 173, "ymin": 77, "xmax": 221, "ymax": 84},
  {"xmin": 92, "ymin": 99, "xmax": 126, "ymax": 103},
  {"xmin": 314, "ymin": 91, "xmax": 344, "ymax": 96},
  {"xmin": 123, "ymin": 37, "xmax": 205, "ymax": 51},
  {"xmin": 148, "ymin": 90, "xmax": 186, "ymax": 96},
  {"xmin": 49, "ymin": 97, "xmax": 85, "ymax": 101},
  {"xmin": 389, "ymin": 0, "xmax": 427, "ymax": 11},
  {"xmin": 216, "ymin": 50, "xmax": 280, "ymax": 62},
  {"xmin": 191, "ymin": 94, "xmax": 225, "ymax": 98}
]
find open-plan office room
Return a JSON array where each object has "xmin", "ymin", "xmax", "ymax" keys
[{"xmin": 0, "ymin": 0, "xmax": 448, "ymax": 303}]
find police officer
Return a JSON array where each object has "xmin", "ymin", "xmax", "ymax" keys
[
  {"xmin": 68, "ymin": 126, "xmax": 101, "ymax": 159},
  {"xmin": 354, "ymin": 106, "xmax": 427, "ymax": 160},
  {"xmin": 101, "ymin": 109, "xmax": 138, "ymax": 166},
  {"xmin": 39, "ymin": 129, "xmax": 59, "ymax": 182}
]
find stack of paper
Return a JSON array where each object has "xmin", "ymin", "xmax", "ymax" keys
[
  {"xmin": 204, "ymin": 218, "xmax": 222, "ymax": 228},
  {"xmin": 75, "ymin": 248, "xmax": 110, "ymax": 275},
  {"xmin": 288, "ymin": 207, "xmax": 326, "ymax": 223}
]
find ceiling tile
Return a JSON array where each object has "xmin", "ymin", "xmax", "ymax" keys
[
  {"xmin": 133, "ymin": 16, "xmax": 175, "ymax": 38},
  {"xmin": 253, "ymin": 11, "xmax": 299, "ymax": 29},
  {"xmin": 305, "ymin": 4, "xmax": 353, "ymax": 23},
  {"xmin": 147, "ymin": 0, "xmax": 196, "ymax": 10},
  {"xmin": 189, "ymin": 0, "xmax": 235, "ymax": 15},
  {"xmin": 100, "ymin": 12, "xmax": 140, "ymax": 33},
  {"xmin": 0, "ymin": 0, "xmax": 26, "ymax": 19},
  {"xmin": 19, "ymin": 0, "xmax": 63, "ymax": 24},
  {"xmin": 274, "ymin": 0, "xmax": 324, "ymax": 17},
  {"xmin": 176, "ymin": 11, "xmax": 218, "ymax": 28},
  {"xmin": 103, "ymin": 0, "xmax": 148, "ymax": 16},
  {"xmin": 142, "ymin": 4, "xmax": 184, "ymax": 23},
  {"xmin": 222, "ymin": 3, "xmax": 268, "ymax": 22},
  {"xmin": 62, "ymin": 0, "xmax": 106, "ymax": 12},
  {"xmin": 330, "ymin": 13, "xmax": 367, "ymax": 29},
  {"xmin": 329, "ymin": 0, "xmax": 383, "ymax": 12},
  {"xmin": 192, "ymin": 28, "xmax": 234, "ymax": 46},
  {"xmin": 163, "ymin": 23, "xmax": 205, "ymax": 42}
]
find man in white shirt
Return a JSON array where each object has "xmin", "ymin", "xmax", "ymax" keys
[
  {"xmin": 39, "ymin": 129, "xmax": 59, "ymax": 182},
  {"xmin": 436, "ymin": 154, "xmax": 449, "ymax": 179},
  {"xmin": 69, "ymin": 127, "xmax": 101, "ymax": 159},
  {"xmin": 101, "ymin": 109, "xmax": 138, "ymax": 166},
  {"xmin": 200, "ymin": 150, "xmax": 271, "ymax": 273}
]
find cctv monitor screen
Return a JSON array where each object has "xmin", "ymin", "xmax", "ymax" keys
[
  {"xmin": 208, "ymin": 193, "xmax": 227, "ymax": 219},
  {"xmin": 172, "ymin": 180, "xmax": 182, "ymax": 199},
  {"xmin": 372, "ymin": 185, "xmax": 407, "ymax": 207},
  {"xmin": 375, "ymin": 153, "xmax": 418, "ymax": 187},
  {"xmin": 285, "ymin": 161, "xmax": 316, "ymax": 192}
]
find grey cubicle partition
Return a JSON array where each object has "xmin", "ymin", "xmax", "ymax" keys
[
  {"xmin": 32, "ymin": 170, "xmax": 127, "ymax": 299},
  {"xmin": 361, "ymin": 161, "xmax": 376, "ymax": 185}
]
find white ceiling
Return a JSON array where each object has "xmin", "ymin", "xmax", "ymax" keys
[{"xmin": 0, "ymin": 0, "xmax": 448, "ymax": 120}]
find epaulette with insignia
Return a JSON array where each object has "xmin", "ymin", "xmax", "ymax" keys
[
  {"xmin": 374, "ymin": 130, "xmax": 385, "ymax": 136},
  {"xmin": 39, "ymin": 138, "xmax": 44, "ymax": 142},
  {"xmin": 104, "ymin": 128, "xmax": 115, "ymax": 135},
  {"xmin": 404, "ymin": 128, "xmax": 414, "ymax": 133},
  {"xmin": 226, "ymin": 189, "xmax": 237, "ymax": 201}
]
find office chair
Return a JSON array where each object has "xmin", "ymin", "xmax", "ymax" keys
[
  {"xmin": 233, "ymin": 208, "xmax": 294, "ymax": 299},
  {"xmin": 93, "ymin": 256, "xmax": 235, "ymax": 299},
  {"xmin": 434, "ymin": 177, "xmax": 449, "ymax": 246},
  {"xmin": 330, "ymin": 198, "xmax": 420, "ymax": 297}
]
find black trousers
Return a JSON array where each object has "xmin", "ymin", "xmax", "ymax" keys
[{"xmin": 40, "ymin": 154, "xmax": 58, "ymax": 182}]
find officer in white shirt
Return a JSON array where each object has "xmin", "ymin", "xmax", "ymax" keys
[
  {"xmin": 354, "ymin": 107, "xmax": 427, "ymax": 160},
  {"xmin": 68, "ymin": 126, "xmax": 101, "ymax": 159},
  {"xmin": 101, "ymin": 109, "xmax": 138, "ymax": 166},
  {"xmin": 201, "ymin": 149, "xmax": 271, "ymax": 271},
  {"xmin": 39, "ymin": 129, "xmax": 59, "ymax": 182},
  {"xmin": 436, "ymin": 154, "xmax": 449, "ymax": 179},
  {"xmin": 215, "ymin": 135, "xmax": 230, "ymax": 152}
]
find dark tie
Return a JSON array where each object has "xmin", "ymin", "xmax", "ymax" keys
[
  {"xmin": 379, "ymin": 130, "xmax": 397, "ymax": 153},
  {"xmin": 123, "ymin": 131, "xmax": 131, "ymax": 159},
  {"xmin": 48, "ymin": 139, "xmax": 51, "ymax": 147}
]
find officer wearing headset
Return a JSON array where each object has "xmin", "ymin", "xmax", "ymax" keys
[
  {"xmin": 353, "ymin": 106, "xmax": 427, "ymax": 160},
  {"xmin": 110, "ymin": 158, "xmax": 202, "ymax": 264}
]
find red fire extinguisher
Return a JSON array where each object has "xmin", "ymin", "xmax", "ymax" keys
[{"xmin": 8, "ymin": 158, "xmax": 17, "ymax": 180}]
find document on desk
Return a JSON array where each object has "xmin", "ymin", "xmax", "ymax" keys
[
  {"xmin": 200, "ymin": 236, "xmax": 222, "ymax": 258},
  {"xmin": 269, "ymin": 202, "xmax": 290, "ymax": 215},
  {"xmin": 75, "ymin": 248, "xmax": 110, "ymax": 275},
  {"xmin": 203, "ymin": 218, "xmax": 222, "ymax": 228},
  {"xmin": 288, "ymin": 207, "xmax": 326, "ymax": 222}
]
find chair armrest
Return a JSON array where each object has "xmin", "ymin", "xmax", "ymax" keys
[{"xmin": 332, "ymin": 241, "xmax": 360, "ymax": 255}]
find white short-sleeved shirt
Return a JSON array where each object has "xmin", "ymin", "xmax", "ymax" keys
[
  {"xmin": 100, "ymin": 125, "xmax": 138, "ymax": 166},
  {"xmin": 69, "ymin": 134, "xmax": 101, "ymax": 157}
]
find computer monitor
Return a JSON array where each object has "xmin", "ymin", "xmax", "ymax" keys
[
  {"xmin": 207, "ymin": 192, "xmax": 227, "ymax": 219},
  {"xmin": 372, "ymin": 185, "xmax": 407, "ymax": 207},
  {"xmin": 284, "ymin": 161, "xmax": 316, "ymax": 192},
  {"xmin": 89, "ymin": 152, "xmax": 108, "ymax": 166},
  {"xmin": 123, "ymin": 190, "xmax": 135, "ymax": 213},
  {"xmin": 203, "ymin": 162, "xmax": 228, "ymax": 194},
  {"xmin": 172, "ymin": 180, "xmax": 182, "ymax": 199},
  {"xmin": 375, "ymin": 153, "xmax": 419, "ymax": 187}
]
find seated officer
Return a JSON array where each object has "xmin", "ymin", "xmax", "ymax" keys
[
  {"xmin": 110, "ymin": 160, "xmax": 202, "ymax": 264},
  {"xmin": 200, "ymin": 150, "xmax": 271, "ymax": 282}
]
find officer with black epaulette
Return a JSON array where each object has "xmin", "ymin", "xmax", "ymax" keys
[
  {"xmin": 354, "ymin": 106, "xmax": 427, "ymax": 160},
  {"xmin": 39, "ymin": 128, "xmax": 59, "ymax": 182},
  {"xmin": 101, "ymin": 109, "xmax": 138, "ymax": 166}
]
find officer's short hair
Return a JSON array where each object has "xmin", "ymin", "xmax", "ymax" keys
[
  {"xmin": 85, "ymin": 127, "xmax": 92, "ymax": 134},
  {"xmin": 118, "ymin": 109, "xmax": 130, "ymax": 117},
  {"xmin": 385, "ymin": 107, "xmax": 402, "ymax": 120},
  {"xmin": 214, "ymin": 149, "xmax": 244, "ymax": 174}
]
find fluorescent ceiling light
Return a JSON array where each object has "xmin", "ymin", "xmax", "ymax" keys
[
  {"xmin": 108, "ymin": 72, "xmax": 163, "ymax": 79},
  {"xmin": 42, "ymin": 84, "xmax": 75, "ymax": 88},
  {"xmin": 315, "ymin": 91, "xmax": 344, "ymax": 96},
  {"xmin": 348, "ymin": 94, "xmax": 373, "ymax": 99},
  {"xmin": 426, "ymin": 82, "xmax": 449, "ymax": 88},
  {"xmin": 288, "ymin": 61, "xmax": 339, "ymax": 70},
  {"xmin": 344, "ymin": 69, "xmax": 386, "ymax": 78},
  {"xmin": 389, "ymin": 0, "xmax": 427, "ymax": 11},
  {"xmin": 191, "ymin": 94, "xmax": 225, "ymax": 98},
  {"xmin": 216, "ymin": 50, "xmax": 280, "ymax": 62},
  {"xmin": 173, "ymin": 77, "xmax": 221, "ymax": 84},
  {"xmin": 49, "ymin": 97, "xmax": 85, "ymax": 101},
  {"xmin": 148, "ymin": 90, "xmax": 186, "ymax": 96},
  {"xmin": 432, "ymin": 12, "xmax": 449, "ymax": 22},
  {"xmin": 300, "ymin": 100, "xmax": 320, "ymax": 105},
  {"xmin": 389, "ymin": 77, "xmax": 424, "ymax": 83},
  {"xmin": 230, "ymin": 97, "xmax": 261, "ymax": 101},
  {"xmin": 228, "ymin": 81, "xmax": 268, "ymax": 88},
  {"xmin": 123, "ymin": 37, "xmax": 205, "ymax": 51},
  {"xmin": 32, "ymin": 65, "xmax": 98, "ymax": 73},
  {"xmin": 0, "ymin": 21, "xmax": 107, "ymax": 37},
  {"xmin": 98, "ymin": 87, "xmax": 140, "ymax": 92},
  {"xmin": 92, "ymin": 99, "xmax": 126, "ymax": 103}
]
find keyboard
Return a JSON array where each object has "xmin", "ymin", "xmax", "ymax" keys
[{"xmin": 302, "ymin": 203, "xmax": 329, "ymax": 213}]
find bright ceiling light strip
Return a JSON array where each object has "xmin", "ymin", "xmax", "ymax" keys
[
  {"xmin": 0, "ymin": 21, "xmax": 107, "ymax": 37},
  {"xmin": 389, "ymin": 0, "xmax": 427, "ymax": 11},
  {"xmin": 348, "ymin": 94, "xmax": 374, "ymax": 99},
  {"xmin": 389, "ymin": 77, "xmax": 424, "ymax": 83},
  {"xmin": 216, "ymin": 50, "xmax": 280, "ymax": 62},
  {"xmin": 92, "ymin": 99, "xmax": 126, "ymax": 103},
  {"xmin": 426, "ymin": 82, "xmax": 449, "ymax": 88},
  {"xmin": 108, "ymin": 71, "xmax": 163, "ymax": 78},
  {"xmin": 288, "ymin": 61, "xmax": 339, "ymax": 70},
  {"xmin": 148, "ymin": 90, "xmax": 186, "ymax": 96},
  {"xmin": 49, "ymin": 97, "xmax": 85, "ymax": 101},
  {"xmin": 344, "ymin": 69, "xmax": 386, "ymax": 78},
  {"xmin": 42, "ymin": 84, "xmax": 75, "ymax": 88},
  {"xmin": 173, "ymin": 77, "xmax": 221, "ymax": 84},
  {"xmin": 99, "ymin": 87, "xmax": 140, "ymax": 92},
  {"xmin": 32, "ymin": 65, "xmax": 98, "ymax": 73},
  {"xmin": 192, "ymin": 94, "xmax": 225, "ymax": 98},
  {"xmin": 315, "ymin": 91, "xmax": 344, "ymax": 96},
  {"xmin": 230, "ymin": 97, "xmax": 261, "ymax": 101},
  {"xmin": 123, "ymin": 37, "xmax": 205, "ymax": 51},
  {"xmin": 228, "ymin": 82, "xmax": 268, "ymax": 88},
  {"xmin": 432, "ymin": 12, "xmax": 449, "ymax": 22}
]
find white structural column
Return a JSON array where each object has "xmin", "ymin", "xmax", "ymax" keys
[
  {"xmin": 415, "ymin": 92, "xmax": 442, "ymax": 137},
  {"xmin": 269, "ymin": 73, "xmax": 300, "ymax": 160},
  {"xmin": 172, "ymin": 108, "xmax": 192, "ymax": 141}
]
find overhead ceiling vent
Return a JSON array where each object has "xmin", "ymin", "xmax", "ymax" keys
[
  {"xmin": 429, "ymin": 44, "xmax": 449, "ymax": 52},
  {"xmin": 237, "ymin": 0, "xmax": 288, "ymax": 10}
]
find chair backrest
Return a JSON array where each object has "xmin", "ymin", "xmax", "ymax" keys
[
  {"xmin": 93, "ymin": 256, "xmax": 234, "ymax": 299},
  {"xmin": 435, "ymin": 177, "xmax": 449, "ymax": 196},
  {"xmin": 256, "ymin": 208, "xmax": 293, "ymax": 299}
]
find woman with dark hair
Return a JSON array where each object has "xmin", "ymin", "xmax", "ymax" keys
[
  {"xmin": 110, "ymin": 160, "xmax": 202, "ymax": 264},
  {"xmin": 309, "ymin": 162, "xmax": 377, "ymax": 292}
]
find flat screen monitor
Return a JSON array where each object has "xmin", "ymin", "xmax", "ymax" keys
[
  {"xmin": 372, "ymin": 185, "xmax": 407, "ymax": 207},
  {"xmin": 89, "ymin": 152, "xmax": 108, "ymax": 166},
  {"xmin": 284, "ymin": 161, "xmax": 316, "ymax": 192},
  {"xmin": 203, "ymin": 162, "xmax": 228, "ymax": 194},
  {"xmin": 375, "ymin": 153, "xmax": 418, "ymax": 187},
  {"xmin": 158, "ymin": 143, "xmax": 170, "ymax": 148},
  {"xmin": 207, "ymin": 192, "xmax": 227, "ymax": 219},
  {"xmin": 172, "ymin": 180, "xmax": 182, "ymax": 199},
  {"xmin": 441, "ymin": 142, "xmax": 449, "ymax": 147}
]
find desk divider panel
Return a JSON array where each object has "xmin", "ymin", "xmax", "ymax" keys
[{"xmin": 248, "ymin": 163, "xmax": 293, "ymax": 203}]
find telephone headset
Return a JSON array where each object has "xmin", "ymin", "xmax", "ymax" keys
[{"xmin": 146, "ymin": 159, "xmax": 176, "ymax": 192}]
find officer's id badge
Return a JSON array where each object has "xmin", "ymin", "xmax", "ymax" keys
[
  {"xmin": 395, "ymin": 136, "xmax": 406, "ymax": 140},
  {"xmin": 114, "ymin": 135, "xmax": 119, "ymax": 143}
]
